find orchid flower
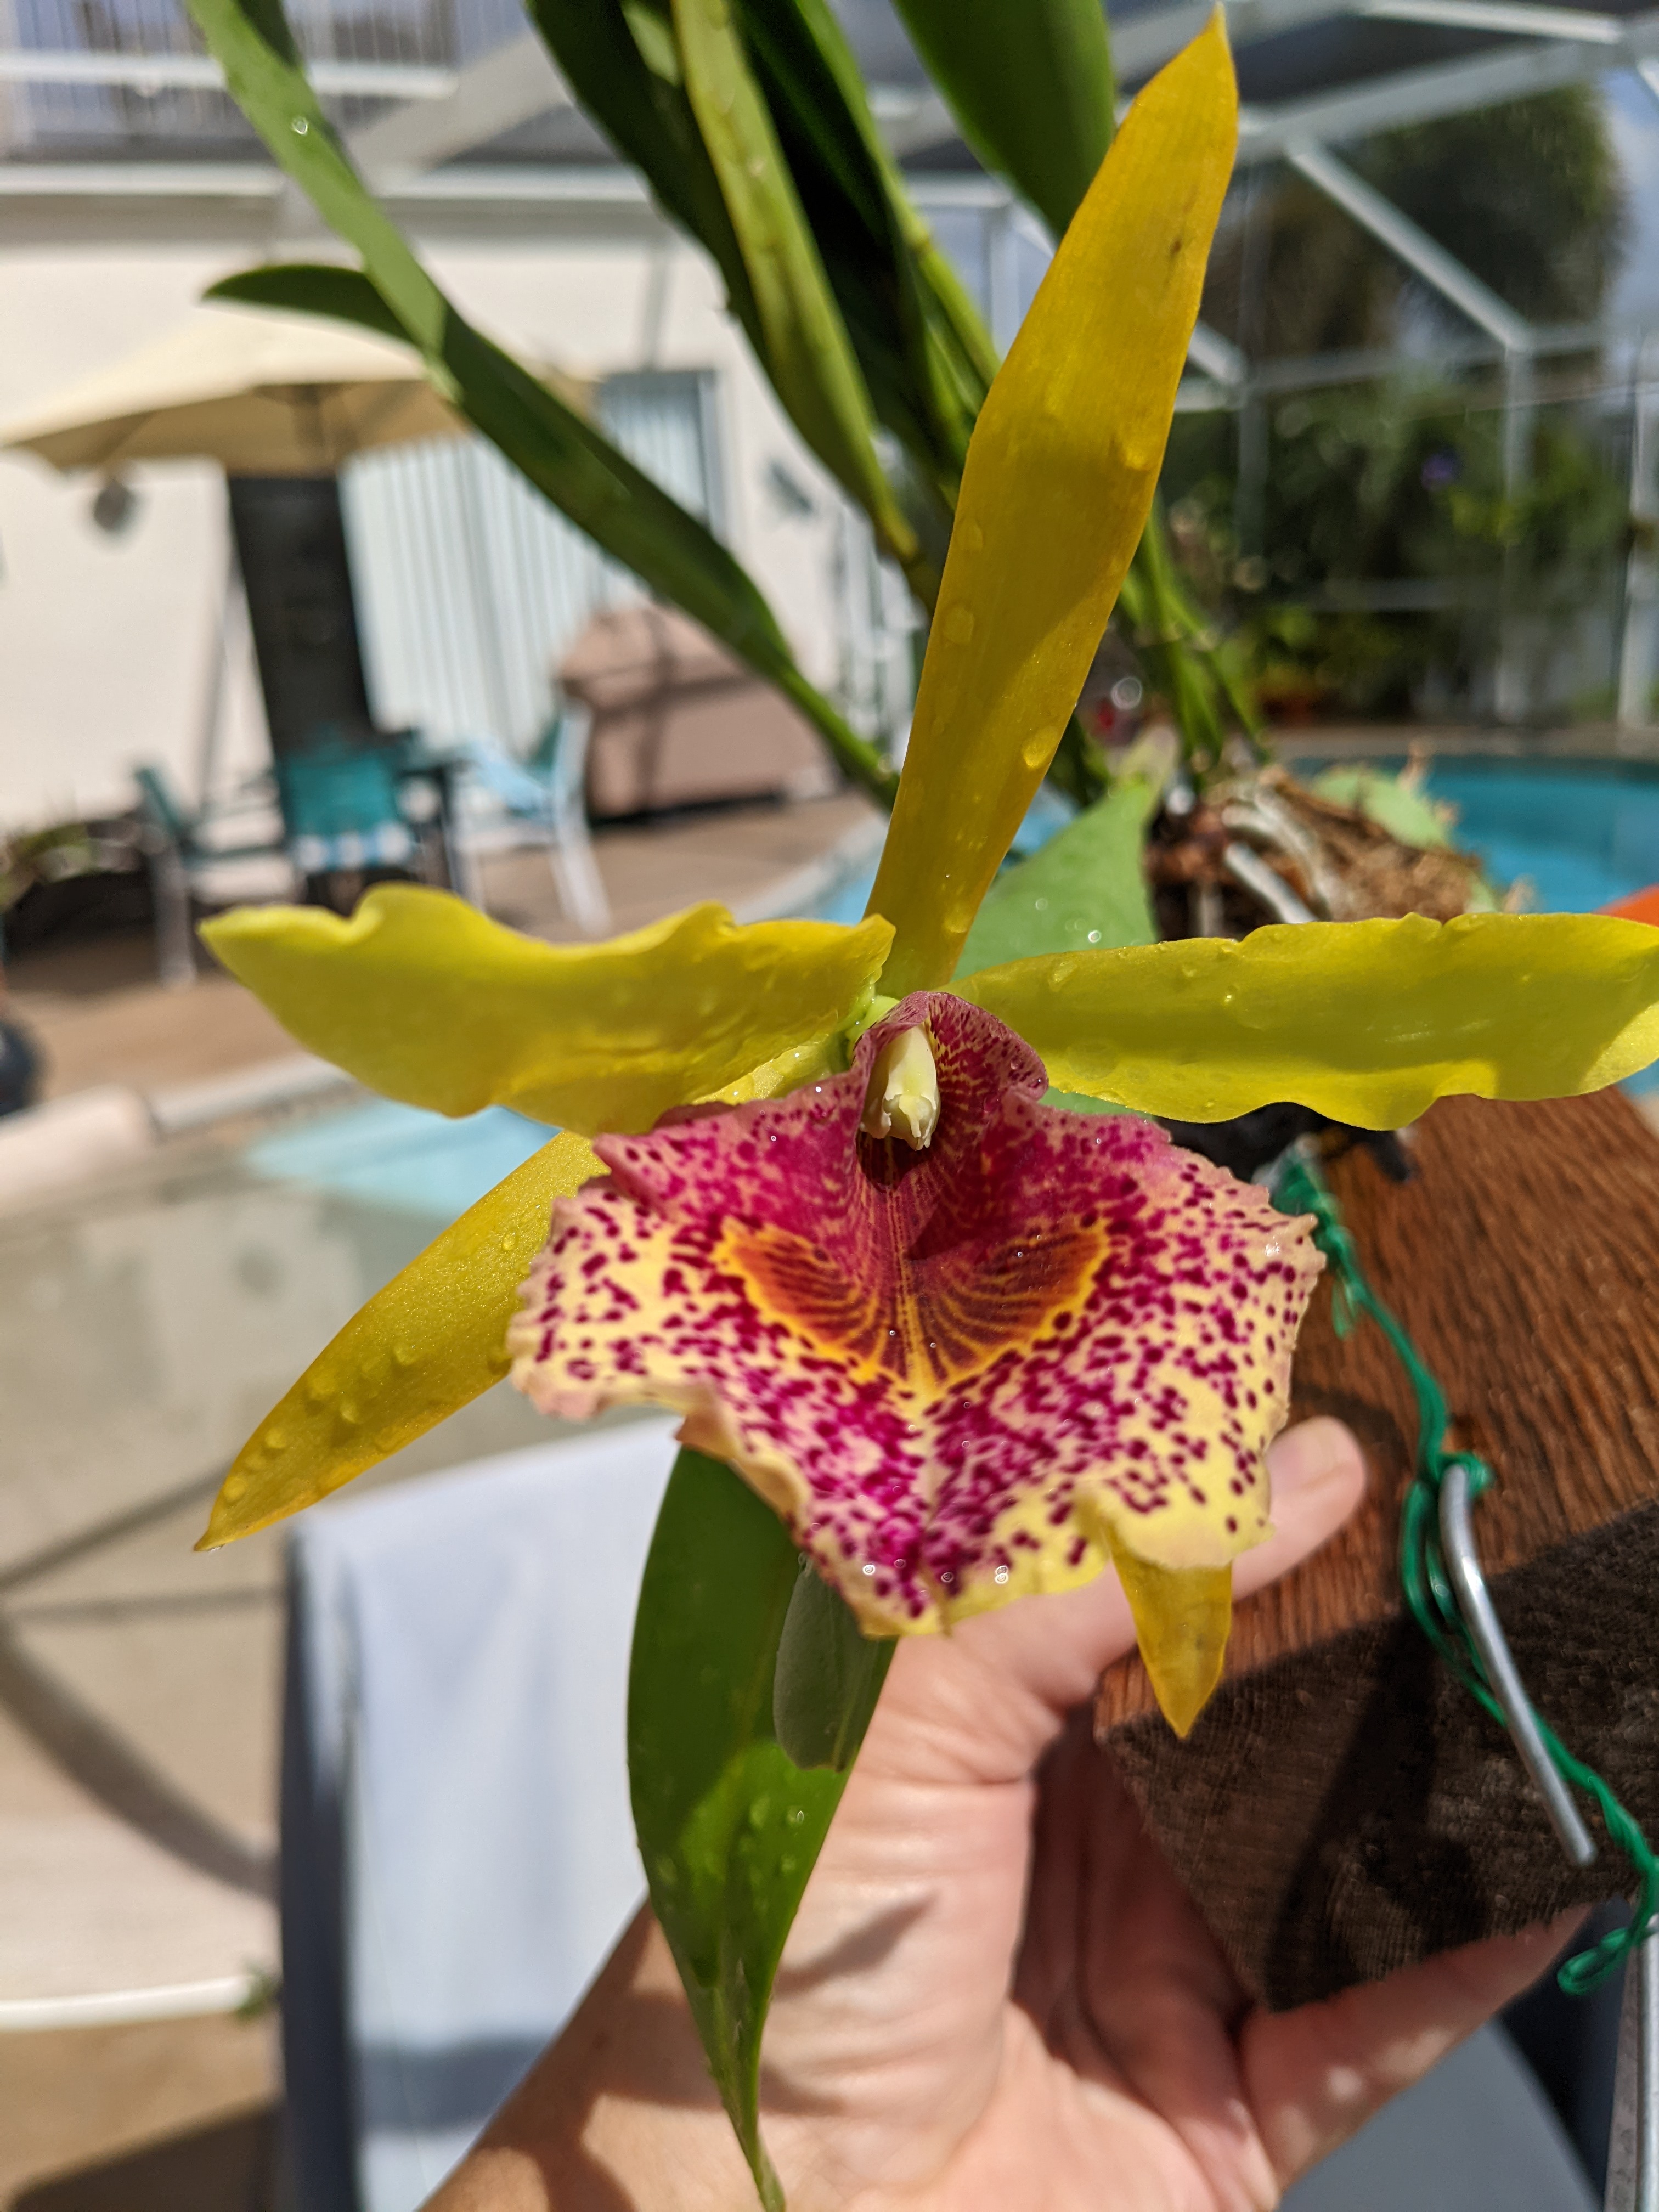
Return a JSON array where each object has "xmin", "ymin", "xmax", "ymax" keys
[{"xmin": 198, "ymin": 20, "xmax": 1659, "ymax": 1740}]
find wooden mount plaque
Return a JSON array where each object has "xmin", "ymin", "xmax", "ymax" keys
[{"xmin": 1096, "ymin": 1088, "xmax": 1659, "ymax": 2012}]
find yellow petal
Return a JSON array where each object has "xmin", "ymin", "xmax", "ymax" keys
[
  {"xmin": 703, "ymin": 1029, "xmax": 847, "ymax": 1107},
  {"xmin": 198, "ymin": 1133, "xmax": 598, "ymax": 1548},
  {"xmin": 963, "ymin": 913, "xmax": 1659, "ymax": 1128},
  {"xmin": 1108, "ymin": 1536, "xmax": 1232, "ymax": 1736},
  {"xmin": 868, "ymin": 16, "xmax": 1236, "ymax": 994},
  {"xmin": 202, "ymin": 888, "xmax": 893, "ymax": 1133}
]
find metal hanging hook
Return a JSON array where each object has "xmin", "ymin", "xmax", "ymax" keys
[
  {"xmin": 1438, "ymin": 1460, "xmax": 1597, "ymax": 1868},
  {"xmin": 1606, "ymin": 1928, "xmax": 1659, "ymax": 2212},
  {"xmin": 1433, "ymin": 1464, "xmax": 1658, "ymax": 2209},
  {"xmin": 1451, "ymin": 1469, "xmax": 1601, "ymax": 1867}
]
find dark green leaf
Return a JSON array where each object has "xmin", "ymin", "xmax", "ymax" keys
[
  {"xmin": 736, "ymin": 0, "xmax": 977, "ymax": 498},
  {"xmin": 523, "ymin": 0, "xmax": 764, "ymax": 352},
  {"xmin": 954, "ymin": 774, "xmax": 1159, "ymax": 979},
  {"xmin": 214, "ymin": 258, "xmax": 405, "ymax": 341},
  {"xmin": 669, "ymin": 0, "xmax": 925, "ymax": 591},
  {"xmin": 772, "ymin": 1559, "xmax": 893, "ymax": 1771},
  {"xmin": 630, "ymin": 1449, "xmax": 889, "ymax": 2209},
  {"xmin": 890, "ymin": 0, "xmax": 1116, "ymax": 241}
]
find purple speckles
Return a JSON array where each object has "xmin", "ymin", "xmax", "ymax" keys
[{"xmin": 507, "ymin": 991, "xmax": 1324, "ymax": 1633}]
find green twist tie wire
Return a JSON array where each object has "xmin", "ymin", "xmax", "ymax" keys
[{"xmin": 1273, "ymin": 1146, "xmax": 1659, "ymax": 1996}]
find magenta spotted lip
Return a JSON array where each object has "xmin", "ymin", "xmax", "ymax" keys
[{"xmin": 509, "ymin": 993, "xmax": 1324, "ymax": 1633}]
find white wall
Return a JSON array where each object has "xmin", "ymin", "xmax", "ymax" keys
[{"xmin": 0, "ymin": 210, "xmax": 849, "ymax": 832}]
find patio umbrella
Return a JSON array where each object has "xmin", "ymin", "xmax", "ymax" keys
[
  {"xmin": 0, "ymin": 301, "xmax": 461, "ymax": 476},
  {"xmin": 0, "ymin": 300, "xmax": 488, "ymax": 929}
]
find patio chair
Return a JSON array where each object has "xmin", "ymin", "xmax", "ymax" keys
[
  {"xmin": 133, "ymin": 762, "xmax": 289, "ymax": 990},
  {"xmin": 455, "ymin": 697, "xmax": 610, "ymax": 937},
  {"xmin": 135, "ymin": 739, "xmax": 464, "ymax": 989}
]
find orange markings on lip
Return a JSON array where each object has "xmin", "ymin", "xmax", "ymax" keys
[{"xmin": 716, "ymin": 1215, "xmax": 1107, "ymax": 1401}]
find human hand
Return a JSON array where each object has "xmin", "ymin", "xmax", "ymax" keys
[{"xmin": 432, "ymin": 1416, "xmax": 1572, "ymax": 2211}]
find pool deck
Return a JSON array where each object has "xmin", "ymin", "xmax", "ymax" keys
[{"xmin": 1272, "ymin": 719, "xmax": 1659, "ymax": 764}]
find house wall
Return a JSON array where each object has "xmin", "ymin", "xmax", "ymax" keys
[{"xmin": 0, "ymin": 198, "xmax": 851, "ymax": 831}]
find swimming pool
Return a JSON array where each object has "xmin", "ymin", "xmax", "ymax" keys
[{"xmin": 1373, "ymin": 757, "xmax": 1659, "ymax": 917}]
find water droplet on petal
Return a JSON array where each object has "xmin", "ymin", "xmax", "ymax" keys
[
  {"xmin": 944, "ymin": 606, "xmax": 974, "ymax": 644},
  {"xmin": 291, "ymin": 115, "xmax": 309, "ymax": 134}
]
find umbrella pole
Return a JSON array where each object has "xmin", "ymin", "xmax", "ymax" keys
[{"xmin": 195, "ymin": 517, "xmax": 246, "ymax": 811}]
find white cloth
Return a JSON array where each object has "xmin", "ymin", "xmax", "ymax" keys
[{"xmin": 281, "ymin": 1419, "xmax": 678, "ymax": 2212}]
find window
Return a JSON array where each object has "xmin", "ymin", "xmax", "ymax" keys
[{"xmin": 341, "ymin": 367, "xmax": 720, "ymax": 752}]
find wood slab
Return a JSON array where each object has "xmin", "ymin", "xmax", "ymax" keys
[{"xmin": 1096, "ymin": 1087, "xmax": 1659, "ymax": 2010}]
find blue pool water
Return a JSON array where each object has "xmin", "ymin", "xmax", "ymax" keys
[
  {"xmin": 248, "ymin": 757, "xmax": 1659, "ymax": 1216},
  {"xmin": 249, "ymin": 1097, "xmax": 551, "ymax": 1219},
  {"xmin": 1415, "ymin": 759, "xmax": 1659, "ymax": 915}
]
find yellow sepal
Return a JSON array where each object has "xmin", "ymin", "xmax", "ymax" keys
[
  {"xmin": 1109, "ymin": 1537, "xmax": 1233, "ymax": 1737},
  {"xmin": 198, "ymin": 1132, "xmax": 598, "ymax": 1548},
  {"xmin": 963, "ymin": 912, "xmax": 1659, "ymax": 1128},
  {"xmin": 201, "ymin": 887, "xmax": 893, "ymax": 1135},
  {"xmin": 703, "ymin": 1029, "xmax": 848, "ymax": 1106},
  {"xmin": 869, "ymin": 16, "xmax": 1237, "ymax": 993}
]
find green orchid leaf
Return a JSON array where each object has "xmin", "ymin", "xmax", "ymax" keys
[
  {"xmin": 528, "ymin": 0, "xmax": 940, "ymax": 584},
  {"xmin": 772, "ymin": 1560, "xmax": 894, "ymax": 1771},
  {"xmin": 202, "ymin": 885, "xmax": 894, "ymax": 1135},
  {"xmin": 669, "ymin": 0, "xmax": 926, "ymax": 593},
  {"xmin": 630, "ymin": 1448, "xmax": 885, "ymax": 2210},
  {"xmin": 963, "ymin": 912, "xmax": 1659, "ymax": 1128},
  {"xmin": 735, "ymin": 0, "xmax": 978, "ymax": 495},
  {"xmin": 1311, "ymin": 764, "xmax": 1457, "ymax": 849},
  {"xmin": 207, "ymin": 272, "xmax": 883, "ymax": 797},
  {"xmin": 211, "ymin": 262, "xmax": 782, "ymax": 676},
  {"xmin": 891, "ymin": 0, "xmax": 1116, "ymax": 242},
  {"xmin": 523, "ymin": 0, "xmax": 765, "ymax": 347},
  {"xmin": 184, "ymin": 0, "xmax": 893, "ymax": 804},
  {"xmin": 954, "ymin": 772, "xmax": 1159, "ymax": 979}
]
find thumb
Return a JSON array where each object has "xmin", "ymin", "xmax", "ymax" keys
[{"xmin": 875, "ymin": 1418, "xmax": 1368, "ymax": 1782}]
